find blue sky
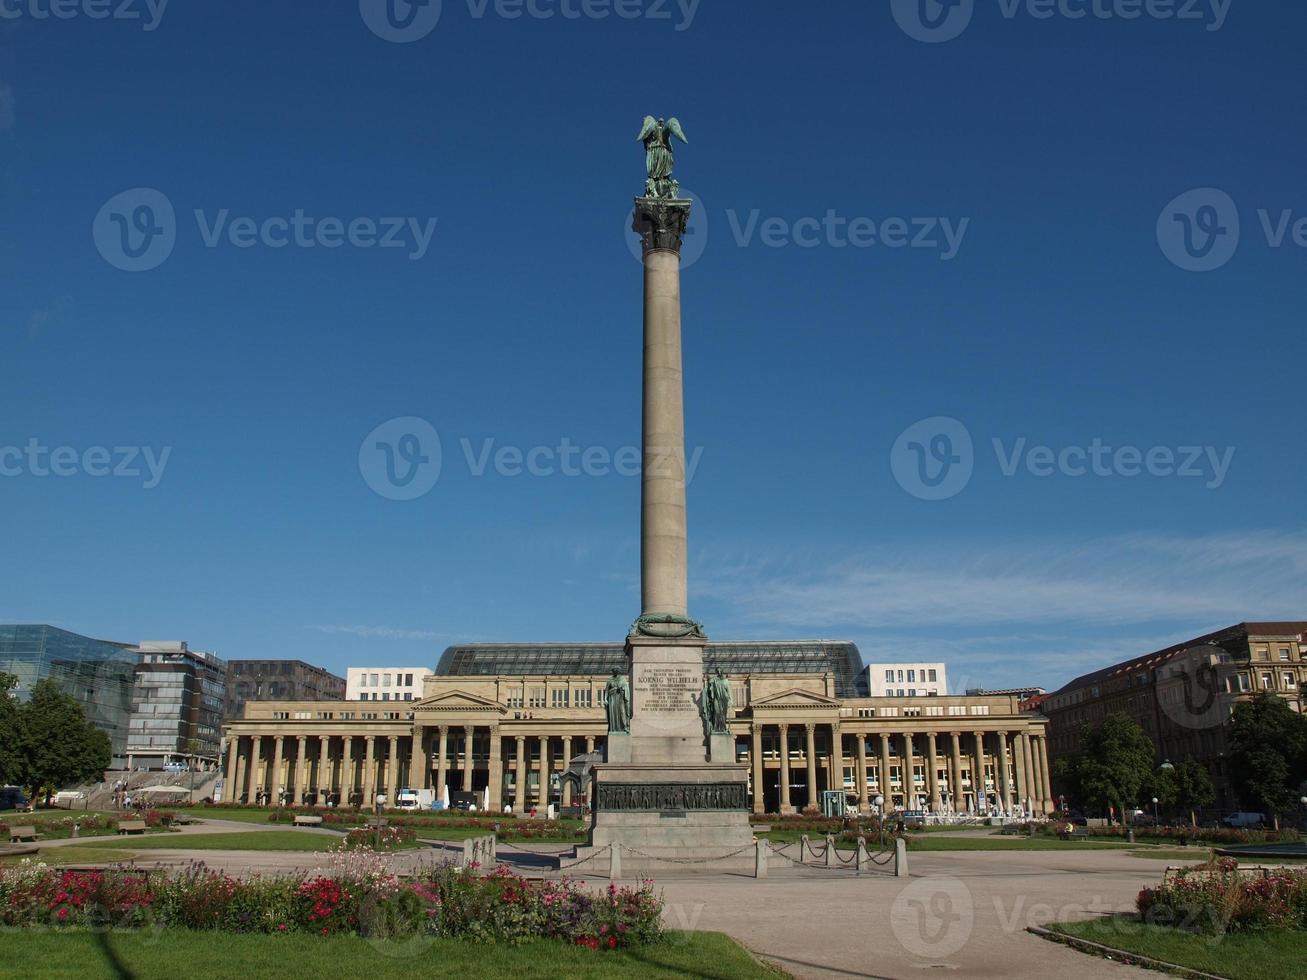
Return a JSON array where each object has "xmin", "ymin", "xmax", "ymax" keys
[{"xmin": 2, "ymin": 1, "xmax": 1304, "ymax": 693}]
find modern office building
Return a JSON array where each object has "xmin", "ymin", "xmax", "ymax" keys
[
  {"xmin": 345, "ymin": 666, "xmax": 433, "ymax": 702},
  {"xmin": 0, "ymin": 624, "xmax": 138, "ymax": 767},
  {"xmin": 866, "ymin": 662, "xmax": 948, "ymax": 698},
  {"xmin": 222, "ymin": 641, "xmax": 1052, "ymax": 816},
  {"xmin": 1043, "ymin": 622, "xmax": 1307, "ymax": 809},
  {"xmin": 223, "ymin": 659, "xmax": 345, "ymax": 721},
  {"xmin": 125, "ymin": 641, "xmax": 227, "ymax": 771}
]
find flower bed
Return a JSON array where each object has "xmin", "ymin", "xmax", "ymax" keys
[
  {"xmin": 0, "ymin": 854, "xmax": 664, "ymax": 950},
  {"xmin": 1005, "ymin": 821, "xmax": 1301, "ymax": 847},
  {"xmin": 1136, "ymin": 857, "xmax": 1307, "ymax": 935},
  {"xmin": 342, "ymin": 826, "xmax": 417, "ymax": 851}
]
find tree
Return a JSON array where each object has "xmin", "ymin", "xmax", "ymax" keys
[
  {"xmin": 1172, "ymin": 758, "xmax": 1216, "ymax": 828},
  {"xmin": 17, "ymin": 679, "xmax": 111, "ymax": 803},
  {"xmin": 1229, "ymin": 693, "xmax": 1307, "ymax": 829},
  {"xmin": 1060, "ymin": 712, "xmax": 1157, "ymax": 823},
  {"xmin": 0, "ymin": 672, "xmax": 22, "ymax": 787}
]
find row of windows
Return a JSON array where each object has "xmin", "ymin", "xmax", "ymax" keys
[
  {"xmin": 883, "ymin": 669, "xmax": 939, "ymax": 684},
  {"xmin": 357, "ymin": 672, "xmax": 417, "ymax": 688},
  {"xmin": 856, "ymin": 705, "xmax": 990, "ymax": 718},
  {"xmin": 357, "ymin": 692, "xmax": 415, "ymax": 702}
]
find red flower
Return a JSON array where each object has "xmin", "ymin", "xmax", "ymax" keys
[{"xmin": 607, "ymin": 936, "xmax": 617, "ymax": 949}]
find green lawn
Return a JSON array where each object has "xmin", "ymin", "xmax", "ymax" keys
[
  {"xmin": 906, "ymin": 835, "xmax": 1139, "ymax": 851},
  {"xmin": 2, "ymin": 844, "xmax": 142, "ymax": 867},
  {"xmin": 1051, "ymin": 919, "xmax": 1304, "ymax": 980},
  {"xmin": 1125, "ymin": 848, "xmax": 1213, "ymax": 862},
  {"xmin": 0, "ymin": 928, "xmax": 781, "ymax": 980},
  {"xmin": 94, "ymin": 830, "xmax": 351, "ymax": 852}
]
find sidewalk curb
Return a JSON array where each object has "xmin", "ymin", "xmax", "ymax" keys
[{"xmin": 1027, "ymin": 925, "xmax": 1229, "ymax": 980}]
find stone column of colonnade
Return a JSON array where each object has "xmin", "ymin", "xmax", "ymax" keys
[
  {"xmin": 268, "ymin": 736, "xmax": 284, "ymax": 806},
  {"xmin": 1011, "ymin": 731, "xmax": 1028, "ymax": 813},
  {"xmin": 223, "ymin": 736, "xmax": 239, "ymax": 802},
  {"xmin": 560, "ymin": 735, "xmax": 573, "ymax": 809},
  {"xmin": 488, "ymin": 728, "xmax": 503, "ymax": 811},
  {"xmin": 435, "ymin": 727, "xmax": 449, "ymax": 802},
  {"xmin": 362, "ymin": 736, "xmax": 376, "ymax": 805},
  {"xmin": 1038, "ymin": 734, "xmax": 1054, "ymax": 812},
  {"xmin": 513, "ymin": 735, "xmax": 526, "ymax": 814},
  {"xmin": 778, "ymin": 723, "xmax": 792, "ymax": 813},
  {"xmin": 341, "ymin": 735, "xmax": 354, "ymax": 805},
  {"xmin": 926, "ymin": 733, "xmax": 941, "ymax": 811},
  {"xmin": 900, "ymin": 732, "xmax": 916, "ymax": 810},
  {"xmin": 751, "ymin": 725, "xmax": 765, "ymax": 814},
  {"xmin": 318, "ymin": 735, "xmax": 331, "ymax": 798},
  {"xmin": 993, "ymin": 732, "xmax": 1011, "ymax": 812},
  {"xmin": 949, "ymin": 733, "xmax": 964, "ymax": 812},
  {"xmin": 854, "ymin": 733, "xmax": 868, "ymax": 812},
  {"xmin": 877, "ymin": 734, "xmax": 893, "ymax": 814},
  {"xmin": 804, "ymin": 724, "xmax": 818, "ymax": 812}
]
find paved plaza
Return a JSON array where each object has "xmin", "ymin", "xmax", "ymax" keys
[{"xmin": 33, "ymin": 820, "xmax": 1182, "ymax": 979}]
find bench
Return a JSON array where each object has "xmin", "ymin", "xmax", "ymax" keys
[
  {"xmin": 117, "ymin": 820, "xmax": 148, "ymax": 835},
  {"xmin": 1059, "ymin": 826, "xmax": 1089, "ymax": 841},
  {"xmin": 293, "ymin": 815, "xmax": 323, "ymax": 827},
  {"xmin": 366, "ymin": 818, "xmax": 388, "ymax": 829},
  {"xmin": 8, "ymin": 826, "xmax": 38, "ymax": 842}
]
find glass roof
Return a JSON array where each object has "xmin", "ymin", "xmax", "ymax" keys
[{"xmin": 436, "ymin": 641, "xmax": 867, "ymax": 697}]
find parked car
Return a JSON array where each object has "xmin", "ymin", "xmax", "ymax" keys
[
  {"xmin": 162, "ymin": 762, "xmax": 190, "ymax": 773},
  {"xmin": 0, "ymin": 786, "xmax": 33, "ymax": 812},
  {"xmin": 1221, "ymin": 811, "xmax": 1266, "ymax": 829}
]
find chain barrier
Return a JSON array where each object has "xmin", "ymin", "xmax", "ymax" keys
[
  {"xmin": 555, "ymin": 844, "xmax": 613, "ymax": 870},
  {"xmin": 622, "ymin": 844, "xmax": 757, "ymax": 866},
  {"xmin": 765, "ymin": 838, "xmax": 897, "ymax": 871}
]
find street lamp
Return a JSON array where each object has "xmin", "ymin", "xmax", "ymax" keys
[
  {"xmin": 873, "ymin": 794, "xmax": 885, "ymax": 847},
  {"xmin": 1152, "ymin": 796, "xmax": 1159, "ymax": 827}
]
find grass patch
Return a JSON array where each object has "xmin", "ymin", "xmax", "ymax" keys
[
  {"xmin": 94, "ymin": 831, "xmax": 352, "ymax": 852},
  {"xmin": 0, "ymin": 927, "xmax": 780, "ymax": 979},
  {"xmin": 0, "ymin": 844, "xmax": 142, "ymax": 867},
  {"xmin": 1051, "ymin": 918, "xmax": 1305, "ymax": 980},
  {"xmin": 906, "ymin": 835, "xmax": 1139, "ymax": 851},
  {"xmin": 1126, "ymin": 848, "xmax": 1214, "ymax": 862}
]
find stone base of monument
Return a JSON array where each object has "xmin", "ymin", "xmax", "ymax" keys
[{"xmin": 558, "ymin": 763, "xmax": 754, "ymax": 873}]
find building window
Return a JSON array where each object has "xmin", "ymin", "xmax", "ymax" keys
[
  {"xmin": 897, "ymin": 670, "xmax": 905, "ymax": 682},
  {"xmin": 405, "ymin": 673, "xmax": 414, "ymax": 686},
  {"xmin": 574, "ymin": 689, "xmax": 592, "ymax": 708},
  {"xmin": 552, "ymin": 689, "xmax": 569, "ymax": 708},
  {"xmin": 928, "ymin": 669, "xmax": 937, "ymax": 682},
  {"xmin": 1261, "ymin": 672, "xmax": 1273, "ymax": 690},
  {"xmin": 1279, "ymin": 649, "xmax": 1291, "ymax": 662},
  {"xmin": 369, "ymin": 673, "xmax": 378, "ymax": 687},
  {"xmin": 1285, "ymin": 673, "xmax": 1297, "ymax": 689},
  {"xmin": 383, "ymin": 674, "xmax": 391, "ymax": 687},
  {"xmin": 404, "ymin": 693, "xmax": 413, "ymax": 701},
  {"xmin": 907, "ymin": 670, "xmax": 916, "ymax": 683},
  {"xmin": 884, "ymin": 670, "xmax": 894, "ymax": 682}
]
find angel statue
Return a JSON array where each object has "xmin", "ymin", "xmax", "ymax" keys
[{"xmin": 638, "ymin": 115, "xmax": 688, "ymax": 199}]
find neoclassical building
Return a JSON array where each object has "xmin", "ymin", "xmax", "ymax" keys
[{"xmin": 221, "ymin": 642, "xmax": 1054, "ymax": 816}]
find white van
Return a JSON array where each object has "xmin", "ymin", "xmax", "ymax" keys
[{"xmin": 1221, "ymin": 811, "xmax": 1266, "ymax": 829}]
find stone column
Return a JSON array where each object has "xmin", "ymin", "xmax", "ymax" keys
[
  {"xmin": 778, "ymin": 723, "xmax": 792, "ymax": 813},
  {"xmin": 514, "ymin": 735, "xmax": 526, "ymax": 814},
  {"xmin": 270, "ymin": 736, "xmax": 285, "ymax": 806},
  {"xmin": 751, "ymin": 724, "xmax": 765, "ymax": 814},
  {"xmin": 1012, "ymin": 731, "xmax": 1029, "ymax": 813},
  {"xmin": 878, "ymin": 733, "xmax": 893, "ymax": 813},
  {"xmin": 636, "ymin": 198, "xmax": 693, "ymax": 618},
  {"xmin": 901, "ymin": 732, "xmax": 916, "ymax": 810},
  {"xmin": 1022, "ymin": 733, "xmax": 1039, "ymax": 812},
  {"xmin": 585, "ymin": 736, "xmax": 595, "ymax": 754},
  {"xmin": 362, "ymin": 736, "xmax": 376, "ymax": 805},
  {"xmin": 291, "ymin": 735, "xmax": 307, "ymax": 805},
  {"xmin": 408, "ymin": 728, "xmax": 425, "ymax": 792},
  {"xmin": 1038, "ymin": 735, "xmax": 1054, "ymax": 812},
  {"xmin": 318, "ymin": 735, "xmax": 331, "ymax": 797},
  {"xmin": 973, "ymin": 731, "xmax": 987, "ymax": 811},
  {"xmin": 463, "ymin": 727, "xmax": 475, "ymax": 794},
  {"xmin": 560, "ymin": 736, "xmax": 573, "ymax": 808},
  {"xmin": 252, "ymin": 735, "xmax": 265, "ymax": 802},
  {"xmin": 538, "ymin": 735, "xmax": 550, "ymax": 810},
  {"xmin": 994, "ymin": 732, "xmax": 1012, "ymax": 812},
  {"xmin": 223, "ymin": 736, "xmax": 239, "ymax": 801},
  {"xmin": 233, "ymin": 737, "xmax": 248, "ymax": 804},
  {"xmin": 804, "ymin": 723, "xmax": 818, "ymax": 812},
  {"xmin": 855, "ymin": 732, "xmax": 869, "ymax": 812},
  {"xmin": 435, "ymin": 726, "xmax": 449, "ymax": 801},
  {"xmin": 387, "ymin": 735, "xmax": 400, "ymax": 804},
  {"xmin": 488, "ymin": 727, "xmax": 503, "ymax": 812},
  {"xmin": 949, "ymin": 732, "xmax": 964, "ymax": 813},
  {"xmin": 926, "ymin": 732, "xmax": 941, "ymax": 812},
  {"xmin": 340, "ymin": 736, "xmax": 353, "ymax": 805},
  {"xmin": 831, "ymin": 724, "xmax": 846, "ymax": 810}
]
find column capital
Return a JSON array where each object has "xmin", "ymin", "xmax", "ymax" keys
[
  {"xmin": 804, "ymin": 722, "xmax": 816, "ymax": 734},
  {"xmin": 633, "ymin": 196, "xmax": 692, "ymax": 255},
  {"xmin": 437, "ymin": 724, "xmax": 449, "ymax": 734}
]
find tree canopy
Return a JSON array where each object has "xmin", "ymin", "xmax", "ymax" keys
[
  {"xmin": 0, "ymin": 676, "xmax": 111, "ymax": 801},
  {"xmin": 1055, "ymin": 711, "xmax": 1158, "ymax": 821},
  {"xmin": 1229, "ymin": 693, "xmax": 1307, "ymax": 825}
]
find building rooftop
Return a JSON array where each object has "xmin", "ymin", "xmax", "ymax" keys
[
  {"xmin": 1052, "ymin": 621, "xmax": 1307, "ymax": 696},
  {"xmin": 436, "ymin": 640, "xmax": 869, "ymax": 697}
]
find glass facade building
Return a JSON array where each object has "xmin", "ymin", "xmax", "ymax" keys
[
  {"xmin": 128, "ymin": 642, "xmax": 228, "ymax": 769},
  {"xmin": 0, "ymin": 624, "xmax": 138, "ymax": 766}
]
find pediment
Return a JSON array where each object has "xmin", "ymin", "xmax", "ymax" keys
[
  {"xmin": 750, "ymin": 687, "xmax": 842, "ymax": 709},
  {"xmin": 413, "ymin": 690, "xmax": 506, "ymax": 713}
]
